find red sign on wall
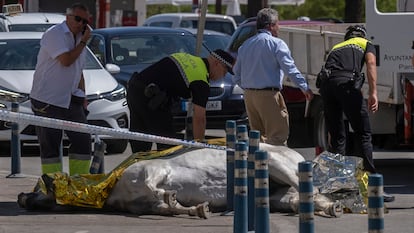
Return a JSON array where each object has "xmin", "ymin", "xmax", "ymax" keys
[{"xmin": 122, "ymin": 10, "xmax": 137, "ymax": 26}]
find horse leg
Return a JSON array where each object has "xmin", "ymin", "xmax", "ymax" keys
[
  {"xmin": 17, "ymin": 174, "xmax": 57, "ymax": 210},
  {"xmin": 313, "ymin": 193, "xmax": 343, "ymax": 217},
  {"xmin": 17, "ymin": 191, "xmax": 56, "ymax": 210},
  {"xmin": 151, "ymin": 196, "xmax": 210, "ymax": 219},
  {"xmin": 288, "ymin": 189, "xmax": 343, "ymax": 217},
  {"xmin": 170, "ymin": 201, "xmax": 210, "ymax": 219}
]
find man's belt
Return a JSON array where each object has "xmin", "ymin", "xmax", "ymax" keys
[{"xmin": 245, "ymin": 87, "xmax": 280, "ymax": 91}]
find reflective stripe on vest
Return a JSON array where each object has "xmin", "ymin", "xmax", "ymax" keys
[
  {"xmin": 331, "ymin": 37, "xmax": 368, "ymax": 53},
  {"xmin": 170, "ymin": 53, "xmax": 209, "ymax": 87}
]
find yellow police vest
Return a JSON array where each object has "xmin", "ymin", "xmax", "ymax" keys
[
  {"xmin": 170, "ymin": 53, "xmax": 209, "ymax": 87},
  {"xmin": 331, "ymin": 37, "xmax": 368, "ymax": 52}
]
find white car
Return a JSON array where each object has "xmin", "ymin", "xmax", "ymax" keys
[
  {"xmin": 0, "ymin": 4, "xmax": 66, "ymax": 32},
  {"xmin": 143, "ymin": 13, "xmax": 237, "ymax": 35},
  {"xmin": 0, "ymin": 32, "xmax": 130, "ymax": 154}
]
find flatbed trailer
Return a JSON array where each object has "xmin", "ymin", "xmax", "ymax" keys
[{"xmin": 281, "ymin": 0, "xmax": 414, "ymax": 150}]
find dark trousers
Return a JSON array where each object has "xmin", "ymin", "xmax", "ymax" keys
[
  {"xmin": 127, "ymin": 77, "xmax": 175, "ymax": 153},
  {"xmin": 320, "ymin": 80, "xmax": 376, "ymax": 173},
  {"xmin": 31, "ymin": 97, "xmax": 91, "ymax": 160}
]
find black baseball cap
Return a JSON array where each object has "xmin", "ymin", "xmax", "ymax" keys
[{"xmin": 210, "ymin": 49, "xmax": 235, "ymax": 75}]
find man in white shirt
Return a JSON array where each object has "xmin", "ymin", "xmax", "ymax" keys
[{"xmin": 30, "ymin": 3, "xmax": 92, "ymax": 175}]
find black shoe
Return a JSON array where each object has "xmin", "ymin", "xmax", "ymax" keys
[{"xmin": 383, "ymin": 192, "xmax": 395, "ymax": 202}]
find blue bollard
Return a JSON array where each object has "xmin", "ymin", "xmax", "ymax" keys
[
  {"xmin": 236, "ymin": 125, "xmax": 248, "ymax": 144},
  {"xmin": 7, "ymin": 102, "xmax": 22, "ymax": 178},
  {"xmin": 368, "ymin": 174, "xmax": 384, "ymax": 233},
  {"xmin": 298, "ymin": 161, "xmax": 314, "ymax": 233},
  {"xmin": 225, "ymin": 120, "xmax": 236, "ymax": 212},
  {"xmin": 90, "ymin": 136, "xmax": 107, "ymax": 174},
  {"xmin": 255, "ymin": 150, "xmax": 270, "ymax": 233},
  {"xmin": 248, "ymin": 130, "xmax": 260, "ymax": 231},
  {"xmin": 234, "ymin": 142, "xmax": 248, "ymax": 233}
]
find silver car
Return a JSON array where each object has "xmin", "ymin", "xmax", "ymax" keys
[
  {"xmin": 143, "ymin": 13, "xmax": 237, "ymax": 35},
  {"xmin": 0, "ymin": 32, "xmax": 130, "ymax": 154}
]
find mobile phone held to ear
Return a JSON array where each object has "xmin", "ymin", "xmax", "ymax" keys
[{"xmin": 82, "ymin": 25, "xmax": 86, "ymax": 35}]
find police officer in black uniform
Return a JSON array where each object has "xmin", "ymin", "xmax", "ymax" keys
[{"xmin": 319, "ymin": 25, "xmax": 394, "ymax": 202}]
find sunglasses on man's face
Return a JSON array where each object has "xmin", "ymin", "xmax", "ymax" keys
[{"xmin": 71, "ymin": 15, "xmax": 88, "ymax": 24}]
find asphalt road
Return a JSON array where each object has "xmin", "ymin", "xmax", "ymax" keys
[{"xmin": 0, "ymin": 133, "xmax": 413, "ymax": 233}]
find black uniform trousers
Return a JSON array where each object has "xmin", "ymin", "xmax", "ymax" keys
[
  {"xmin": 31, "ymin": 97, "xmax": 91, "ymax": 160},
  {"xmin": 127, "ymin": 76, "xmax": 175, "ymax": 153},
  {"xmin": 320, "ymin": 78, "xmax": 377, "ymax": 173}
]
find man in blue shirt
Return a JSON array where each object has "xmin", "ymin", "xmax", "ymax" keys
[{"xmin": 233, "ymin": 8, "xmax": 313, "ymax": 146}]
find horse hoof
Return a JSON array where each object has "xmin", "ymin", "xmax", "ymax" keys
[
  {"xmin": 196, "ymin": 202, "xmax": 210, "ymax": 219},
  {"xmin": 289, "ymin": 196, "xmax": 299, "ymax": 213},
  {"xmin": 329, "ymin": 201, "xmax": 343, "ymax": 217},
  {"xmin": 17, "ymin": 192, "xmax": 28, "ymax": 208},
  {"xmin": 163, "ymin": 190, "xmax": 177, "ymax": 208}
]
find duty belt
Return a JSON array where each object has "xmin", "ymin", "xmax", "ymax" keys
[
  {"xmin": 330, "ymin": 70, "xmax": 359, "ymax": 79},
  {"xmin": 245, "ymin": 87, "xmax": 280, "ymax": 91}
]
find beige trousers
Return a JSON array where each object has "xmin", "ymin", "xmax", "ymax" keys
[{"xmin": 244, "ymin": 89, "xmax": 289, "ymax": 146}]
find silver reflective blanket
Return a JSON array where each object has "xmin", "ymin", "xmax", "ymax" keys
[{"xmin": 313, "ymin": 151, "xmax": 367, "ymax": 213}]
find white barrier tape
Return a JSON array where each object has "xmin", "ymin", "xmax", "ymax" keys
[{"xmin": 0, "ymin": 109, "xmax": 228, "ymax": 151}]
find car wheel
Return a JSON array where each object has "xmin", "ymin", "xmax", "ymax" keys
[
  {"xmin": 314, "ymin": 105, "xmax": 329, "ymax": 151},
  {"xmin": 104, "ymin": 139, "xmax": 128, "ymax": 154}
]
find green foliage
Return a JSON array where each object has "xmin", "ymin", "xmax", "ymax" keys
[
  {"xmin": 146, "ymin": 0, "xmax": 398, "ymax": 22},
  {"xmin": 147, "ymin": 4, "xmax": 227, "ymax": 17},
  {"xmin": 274, "ymin": 0, "xmax": 397, "ymax": 21},
  {"xmin": 375, "ymin": 0, "xmax": 397, "ymax": 12},
  {"xmin": 275, "ymin": 0, "xmax": 345, "ymax": 20}
]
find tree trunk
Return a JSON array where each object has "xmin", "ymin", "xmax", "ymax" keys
[
  {"xmin": 344, "ymin": 0, "xmax": 363, "ymax": 23},
  {"xmin": 215, "ymin": 0, "xmax": 222, "ymax": 14},
  {"xmin": 247, "ymin": 0, "xmax": 268, "ymax": 18}
]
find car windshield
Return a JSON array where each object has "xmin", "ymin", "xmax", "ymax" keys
[
  {"xmin": 203, "ymin": 34, "xmax": 230, "ymax": 51},
  {"xmin": 108, "ymin": 34, "xmax": 209, "ymax": 66},
  {"xmin": 0, "ymin": 39, "xmax": 101, "ymax": 70},
  {"xmin": 8, "ymin": 24, "xmax": 57, "ymax": 32},
  {"xmin": 147, "ymin": 21, "xmax": 173, "ymax": 27},
  {"xmin": 228, "ymin": 23, "xmax": 256, "ymax": 54},
  {"xmin": 180, "ymin": 20, "xmax": 235, "ymax": 35}
]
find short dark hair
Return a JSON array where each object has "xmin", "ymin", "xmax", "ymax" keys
[{"xmin": 256, "ymin": 8, "xmax": 278, "ymax": 30}]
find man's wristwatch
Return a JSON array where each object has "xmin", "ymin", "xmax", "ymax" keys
[{"xmin": 80, "ymin": 41, "xmax": 87, "ymax": 46}]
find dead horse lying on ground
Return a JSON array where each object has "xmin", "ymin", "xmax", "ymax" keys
[{"xmin": 105, "ymin": 144, "xmax": 341, "ymax": 218}]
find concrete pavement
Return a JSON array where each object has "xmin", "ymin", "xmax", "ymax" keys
[{"xmin": 0, "ymin": 145, "xmax": 413, "ymax": 233}]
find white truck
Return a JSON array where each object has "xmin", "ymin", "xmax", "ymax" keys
[{"xmin": 278, "ymin": 0, "xmax": 414, "ymax": 150}]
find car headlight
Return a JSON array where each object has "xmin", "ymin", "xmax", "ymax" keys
[
  {"xmin": 87, "ymin": 84, "xmax": 126, "ymax": 102},
  {"xmin": 232, "ymin": 84, "xmax": 244, "ymax": 95},
  {"xmin": 0, "ymin": 86, "xmax": 29, "ymax": 103},
  {"xmin": 100, "ymin": 84, "xmax": 126, "ymax": 102}
]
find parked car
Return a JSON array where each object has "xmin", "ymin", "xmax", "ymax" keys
[
  {"xmin": 87, "ymin": 26, "xmax": 246, "ymax": 132},
  {"xmin": 0, "ymin": 4, "xmax": 66, "ymax": 32},
  {"xmin": 143, "ymin": 13, "xmax": 237, "ymax": 35},
  {"xmin": 0, "ymin": 32, "xmax": 130, "ymax": 154}
]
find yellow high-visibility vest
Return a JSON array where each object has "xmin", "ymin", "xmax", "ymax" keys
[
  {"xmin": 170, "ymin": 53, "xmax": 209, "ymax": 87},
  {"xmin": 331, "ymin": 37, "xmax": 368, "ymax": 52}
]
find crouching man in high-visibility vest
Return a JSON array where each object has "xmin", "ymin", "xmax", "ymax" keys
[{"xmin": 127, "ymin": 49, "xmax": 234, "ymax": 153}]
